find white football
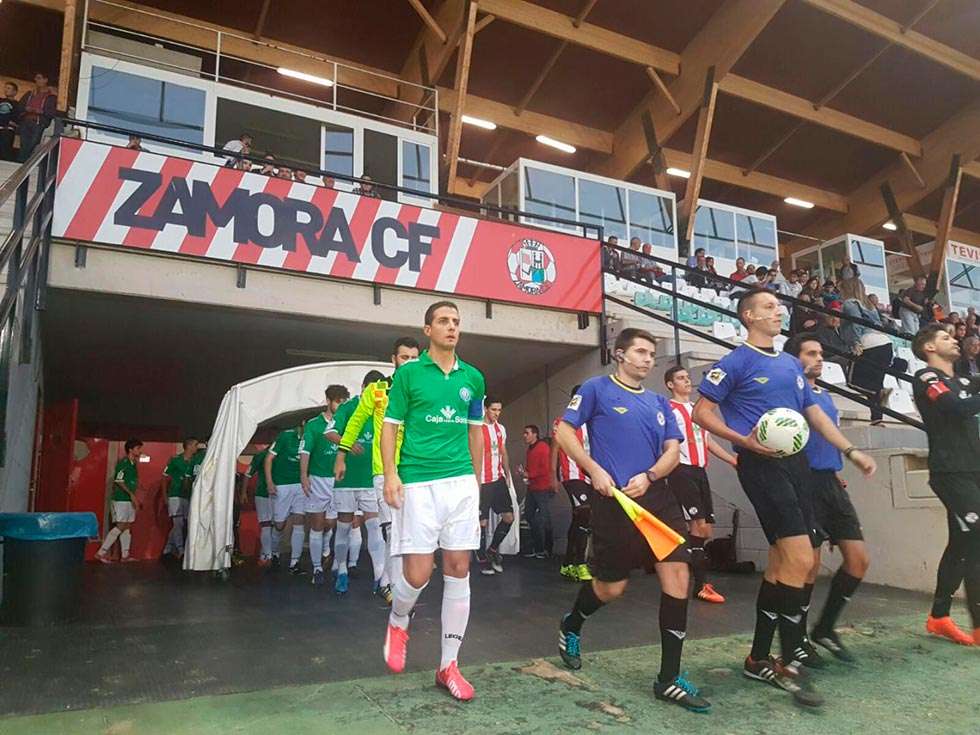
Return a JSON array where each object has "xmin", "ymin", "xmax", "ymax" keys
[{"xmin": 755, "ymin": 407, "xmax": 809, "ymax": 456}]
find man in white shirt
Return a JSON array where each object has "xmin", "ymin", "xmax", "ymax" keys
[{"xmin": 222, "ymin": 132, "xmax": 253, "ymax": 168}]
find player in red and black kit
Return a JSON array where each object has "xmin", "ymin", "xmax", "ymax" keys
[
  {"xmin": 551, "ymin": 385, "xmax": 593, "ymax": 582},
  {"xmin": 477, "ymin": 397, "xmax": 514, "ymax": 575},
  {"xmin": 911, "ymin": 324, "xmax": 980, "ymax": 646},
  {"xmin": 664, "ymin": 366, "xmax": 738, "ymax": 604}
]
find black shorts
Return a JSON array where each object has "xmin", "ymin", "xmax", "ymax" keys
[
  {"xmin": 736, "ymin": 451, "xmax": 819, "ymax": 547},
  {"xmin": 809, "ymin": 470, "xmax": 864, "ymax": 544},
  {"xmin": 667, "ymin": 464, "xmax": 715, "ymax": 524},
  {"xmin": 479, "ymin": 477, "xmax": 513, "ymax": 519},
  {"xmin": 589, "ymin": 479, "xmax": 690, "ymax": 582},
  {"xmin": 563, "ymin": 479, "xmax": 593, "ymax": 509},
  {"xmin": 929, "ymin": 472, "xmax": 980, "ymax": 534}
]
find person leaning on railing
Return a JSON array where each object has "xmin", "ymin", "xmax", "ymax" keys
[{"xmin": 839, "ymin": 277, "xmax": 907, "ymax": 426}]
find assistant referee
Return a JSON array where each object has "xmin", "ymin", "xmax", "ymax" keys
[{"xmin": 555, "ymin": 327, "xmax": 709, "ymax": 713}]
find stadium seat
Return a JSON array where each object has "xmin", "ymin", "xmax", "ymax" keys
[
  {"xmin": 773, "ymin": 334, "xmax": 787, "ymax": 352},
  {"xmin": 712, "ymin": 321, "xmax": 737, "ymax": 341},
  {"xmin": 821, "ymin": 361, "xmax": 847, "ymax": 385},
  {"xmin": 887, "ymin": 388, "xmax": 917, "ymax": 416}
]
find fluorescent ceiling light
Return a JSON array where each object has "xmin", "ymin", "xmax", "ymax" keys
[
  {"xmin": 784, "ymin": 197, "xmax": 814, "ymax": 209},
  {"xmin": 535, "ymin": 135, "xmax": 576, "ymax": 154},
  {"xmin": 882, "ymin": 221, "xmax": 898, "ymax": 231},
  {"xmin": 666, "ymin": 167, "xmax": 691, "ymax": 179},
  {"xmin": 462, "ymin": 115, "xmax": 496, "ymax": 130},
  {"xmin": 277, "ymin": 67, "xmax": 333, "ymax": 87}
]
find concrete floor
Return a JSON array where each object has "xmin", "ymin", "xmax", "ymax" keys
[{"xmin": 0, "ymin": 554, "xmax": 975, "ymax": 733}]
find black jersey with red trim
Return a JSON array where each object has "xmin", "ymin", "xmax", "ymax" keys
[{"xmin": 912, "ymin": 366, "xmax": 980, "ymax": 473}]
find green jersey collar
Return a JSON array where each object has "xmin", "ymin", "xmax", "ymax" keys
[{"xmin": 418, "ymin": 350, "xmax": 460, "ymax": 372}]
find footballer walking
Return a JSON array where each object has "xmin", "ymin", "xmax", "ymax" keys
[{"xmin": 381, "ymin": 301, "xmax": 486, "ymax": 701}]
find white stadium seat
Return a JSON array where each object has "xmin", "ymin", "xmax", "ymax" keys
[
  {"xmin": 712, "ymin": 321, "xmax": 737, "ymax": 341},
  {"xmin": 821, "ymin": 361, "xmax": 846, "ymax": 385}
]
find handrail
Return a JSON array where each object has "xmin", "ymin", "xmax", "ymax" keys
[
  {"xmin": 0, "ymin": 137, "xmax": 58, "ymax": 207},
  {"xmin": 605, "ymin": 293, "xmax": 924, "ymax": 431},
  {"xmin": 61, "ymin": 117, "xmax": 603, "ymax": 237},
  {"xmin": 606, "ymin": 242, "xmax": 915, "ymax": 341},
  {"xmin": 609, "ymin": 262, "xmax": 916, "ymax": 386}
]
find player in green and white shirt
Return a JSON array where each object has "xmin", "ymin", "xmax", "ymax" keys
[
  {"xmin": 265, "ymin": 423, "xmax": 305, "ymax": 571},
  {"xmin": 162, "ymin": 437, "xmax": 197, "ymax": 559},
  {"xmin": 381, "ymin": 301, "xmax": 486, "ymax": 701},
  {"xmin": 299, "ymin": 384, "xmax": 350, "ymax": 585},
  {"xmin": 242, "ymin": 447, "xmax": 272, "ymax": 565},
  {"xmin": 96, "ymin": 439, "xmax": 143, "ymax": 563},
  {"xmin": 330, "ymin": 370, "xmax": 385, "ymax": 596}
]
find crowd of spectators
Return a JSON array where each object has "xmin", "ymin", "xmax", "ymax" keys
[{"xmin": 0, "ymin": 72, "xmax": 57, "ymax": 162}]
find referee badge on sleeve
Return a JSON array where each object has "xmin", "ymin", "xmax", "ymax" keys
[
  {"xmin": 705, "ymin": 368, "xmax": 726, "ymax": 386},
  {"xmin": 567, "ymin": 394, "xmax": 582, "ymax": 411}
]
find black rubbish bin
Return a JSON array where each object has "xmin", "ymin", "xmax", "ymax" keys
[{"xmin": 0, "ymin": 512, "xmax": 98, "ymax": 626}]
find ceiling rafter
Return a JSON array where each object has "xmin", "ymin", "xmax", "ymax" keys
[
  {"xmin": 407, "ymin": 0, "xmax": 448, "ymax": 44},
  {"xmin": 802, "ymin": 0, "xmax": 980, "ymax": 82},
  {"xmin": 446, "ymin": 1, "xmax": 479, "ymax": 194}
]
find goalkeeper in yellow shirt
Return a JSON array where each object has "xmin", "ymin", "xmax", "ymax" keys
[{"xmin": 335, "ymin": 336, "xmax": 420, "ymax": 601}]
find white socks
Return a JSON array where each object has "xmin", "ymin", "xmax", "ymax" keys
[
  {"xmin": 333, "ymin": 521, "xmax": 351, "ymax": 575},
  {"xmin": 380, "ymin": 523, "xmax": 393, "ymax": 587},
  {"xmin": 323, "ymin": 527, "xmax": 333, "ymax": 557},
  {"xmin": 290, "ymin": 525, "xmax": 305, "ymax": 566},
  {"xmin": 390, "ymin": 575, "xmax": 427, "ymax": 629},
  {"xmin": 271, "ymin": 527, "xmax": 281, "ymax": 558},
  {"xmin": 259, "ymin": 526, "xmax": 272, "ymax": 559},
  {"xmin": 120, "ymin": 529, "xmax": 132, "ymax": 558},
  {"xmin": 98, "ymin": 527, "xmax": 121, "ymax": 554},
  {"xmin": 348, "ymin": 524, "xmax": 363, "ymax": 567},
  {"xmin": 309, "ymin": 530, "xmax": 324, "ymax": 571},
  {"xmin": 365, "ymin": 518, "xmax": 385, "ymax": 583},
  {"xmin": 441, "ymin": 575, "xmax": 471, "ymax": 669}
]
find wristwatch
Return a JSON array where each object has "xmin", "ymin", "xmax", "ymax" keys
[
  {"xmin": 843, "ymin": 446, "xmax": 857, "ymax": 458},
  {"xmin": 645, "ymin": 470, "xmax": 658, "ymax": 484}
]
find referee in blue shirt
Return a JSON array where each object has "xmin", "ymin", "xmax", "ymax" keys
[
  {"xmin": 785, "ymin": 333, "xmax": 870, "ymax": 664},
  {"xmin": 693, "ymin": 290, "xmax": 875, "ymax": 708},
  {"xmin": 554, "ymin": 328, "xmax": 709, "ymax": 713}
]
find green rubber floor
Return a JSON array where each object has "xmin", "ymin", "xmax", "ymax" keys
[{"xmin": 2, "ymin": 613, "xmax": 977, "ymax": 735}]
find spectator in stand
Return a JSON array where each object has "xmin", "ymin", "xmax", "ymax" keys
[
  {"xmin": 16, "ymin": 72, "xmax": 57, "ymax": 162},
  {"xmin": 836, "ymin": 252, "xmax": 860, "ymax": 282},
  {"xmin": 741, "ymin": 265, "xmax": 766, "ymax": 287},
  {"xmin": 840, "ymin": 277, "xmax": 897, "ymax": 426},
  {"xmin": 790, "ymin": 293, "xmax": 821, "ymax": 335},
  {"xmin": 687, "ymin": 249, "xmax": 708, "ymax": 289},
  {"xmin": 954, "ymin": 322, "xmax": 969, "ymax": 345},
  {"xmin": 821, "ymin": 279, "xmax": 840, "ymax": 306},
  {"xmin": 686, "ymin": 247, "xmax": 705, "ymax": 269},
  {"xmin": 322, "ymin": 176, "xmax": 336, "ymax": 189},
  {"xmin": 125, "ymin": 135, "xmax": 143, "ymax": 151},
  {"xmin": 782, "ymin": 269, "xmax": 804, "ymax": 298},
  {"xmin": 620, "ymin": 237, "xmax": 642, "ymax": 280},
  {"xmin": 0, "ymin": 81, "xmax": 18, "ymax": 161},
  {"xmin": 966, "ymin": 307, "xmax": 978, "ymax": 336},
  {"xmin": 276, "ymin": 165, "xmax": 292, "ymax": 180},
  {"xmin": 222, "ymin": 132, "xmax": 253, "ymax": 168},
  {"xmin": 293, "ymin": 168, "xmax": 320, "ymax": 185},
  {"xmin": 815, "ymin": 304, "xmax": 855, "ymax": 369},
  {"xmin": 729, "ymin": 257, "xmax": 749, "ymax": 282},
  {"xmin": 898, "ymin": 276, "xmax": 929, "ymax": 335},
  {"xmin": 520, "ymin": 424, "xmax": 554, "ymax": 558},
  {"xmin": 703, "ymin": 256, "xmax": 724, "ymax": 292},
  {"xmin": 603, "ymin": 236, "xmax": 621, "ymax": 273},
  {"xmin": 354, "ymin": 174, "xmax": 381, "ymax": 198},
  {"xmin": 956, "ymin": 336, "xmax": 980, "ymax": 376},
  {"xmin": 257, "ymin": 154, "xmax": 277, "ymax": 176}
]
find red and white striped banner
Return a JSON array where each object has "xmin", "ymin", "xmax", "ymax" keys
[{"xmin": 53, "ymin": 139, "xmax": 602, "ymax": 312}]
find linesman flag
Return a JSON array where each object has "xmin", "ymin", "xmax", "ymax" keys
[{"xmin": 611, "ymin": 488, "xmax": 685, "ymax": 560}]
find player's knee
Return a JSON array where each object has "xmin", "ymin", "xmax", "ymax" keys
[
  {"xmin": 594, "ymin": 579, "xmax": 626, "ymax": 602},
  {"xmin": 844, "ymin": 548, "xmax": 870, "ymax": 578}
]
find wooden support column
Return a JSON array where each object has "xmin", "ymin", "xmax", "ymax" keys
[
  {"xmin": 880, "ymin": 181, "xmax": 925, "ymax": 278},
  {"xmin": 573, "ymin": 0, "xmax": 599, "ymax": 27},
  {"xmin": 645, "ymin": 67, "xmax": 680, "ymax": 115},
  {"xmin": 640, "ymin": 111, "xmax": 670, "ymax": 191},
  {"xmin": 408, "ymin": 0, "xmax": 448, "ymax": 43},
  {"xmin": 928, "ymin": 154, "xmax": 963, "ymax": 289},
  {"xmin": 446, "ymin": 1, "xmax": 479, "ymax": 194},
  {"xmin": 474, "ymin": 14, "xmax": 496, "ymax": 33},
  {"xmin": 680, "ymin": 67, "xmax": 718, "ymax": 243},
  {"xmin": 57, "ymin": 0, "xmax": 83, "ymax": 112},
  {"xmin": 900, "ymin": 152, "xmax": 926, "ymax": 188}
]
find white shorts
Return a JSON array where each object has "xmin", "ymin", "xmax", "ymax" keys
[
  {"xmin": 336, "ymin": 488, "xmax": 378, "ymax": 515},
  {"xmin": 306, "ymin": 475, "xmax": 337, "ymax": 517},
  {"xmin": 167, "ymin": 496, "xmax": 189, "ymax": 518},
  {"xmin": 111, "ymin": 500, "xmax": 135, "ymax": 523},
  {"xmin": 254, "ymin": 495, "xmax": 272, "ymax": 524},
  {"xmin": 273, "ymin": 483, "xmax": 304, "ymax": 522},
  {"xmin": 374, "ymin": 474, "xmax": 392, "ymax": 525},
  {"xmin": 389, "ymin": 474, "xmax": 480, "ymax": 555}
]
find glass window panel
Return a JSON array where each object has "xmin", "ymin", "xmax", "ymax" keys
[
  {"xmin": 693, "ymin": 205, "xmax": 736, "ymax": 261},
  {"xmin": 323, "ymin": 124, "xmax": 354, "ymax": 179},
  {"xmin": 948, "ymin": 262, "xmax": 980, "ymax": 311},
  {"xmin": 578, "ymin": 179, "xmax": 627, "ymax": 241},
  {"xmin": 401, "ymin": 141, "xmax": 431, "ymax": 192},
  {"xmin": 500, "ymin": 171, "xmax": 519, "ymax": 221},
  {"xmin": 848, "ymin": 238, "xmax": 887, "ymax": 289},
  {"xmin": 628, "ymin": 190, "xmax": 675, "ymax": 250},
  {"xmin": 523, "ymin": 166, "xmax": 576, "ymax": 230},
  {"xmin": 88, "ymin": 66, "xmax": 205, "ymax": 144},
  {"xmin": 736, "ymin": 213, "xmax": 777, "ymax": 267}
]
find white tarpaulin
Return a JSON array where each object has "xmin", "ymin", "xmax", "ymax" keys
[{"xmin": 186, "ymin": 361, "xmax": 389, "ymax": 571}]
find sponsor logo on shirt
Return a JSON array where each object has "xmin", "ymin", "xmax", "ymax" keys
[
  {"xmin": 426, "ymin": 406, "xmax": 468, "ymax": 424},
  {"xmin": 753, "ymin": 377, "xmax": 769, "ymax": 384},
  {"xmin": 613, "ymin": 406, "xmax": 628, "ymax": 414},
  {"xmin": 567, "ymin": 394, "xmax": 582, "ymax": 411},
  {"xmin": 705, "ymin": 368, "xmax": 726, "ymax": 385}
]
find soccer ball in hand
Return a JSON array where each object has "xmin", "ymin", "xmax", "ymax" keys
[{"xmin": 755, "ymin": 408, "xmax": 809, "ymax": 456}]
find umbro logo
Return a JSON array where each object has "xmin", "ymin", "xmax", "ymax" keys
[
  {"xmin": 612, "ymin": 406, "xmax": 628, "ymax": 414},
  {"xmin": 752, "ymin": 377, "xmax": 769, "ymax": 384}
]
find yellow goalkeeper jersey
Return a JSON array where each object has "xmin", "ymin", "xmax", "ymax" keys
[{"xmin": 337, "ymin": 377, "xmax": 402, "ymax": 476}]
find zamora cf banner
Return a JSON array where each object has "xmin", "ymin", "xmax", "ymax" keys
[{"xmin": 53, "ymin": 139, "xmax": 602, "ymax": 312}]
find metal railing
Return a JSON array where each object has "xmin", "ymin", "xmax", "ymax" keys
[
  {"xmin": 82, "ymin": 0, "xmax": 439, "ymax": 135},
  {"xmin": 602, "ymin": 244, "xmax": 925, "ymax": 430},
  {"xmin": 0, "ymin": 131, "xmax": 60, "ymax": 363}
]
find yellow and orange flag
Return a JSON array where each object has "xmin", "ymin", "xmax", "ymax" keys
[{"xmin": 611, "ymin": 488, "xmax": 685, "ymax": 561}]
